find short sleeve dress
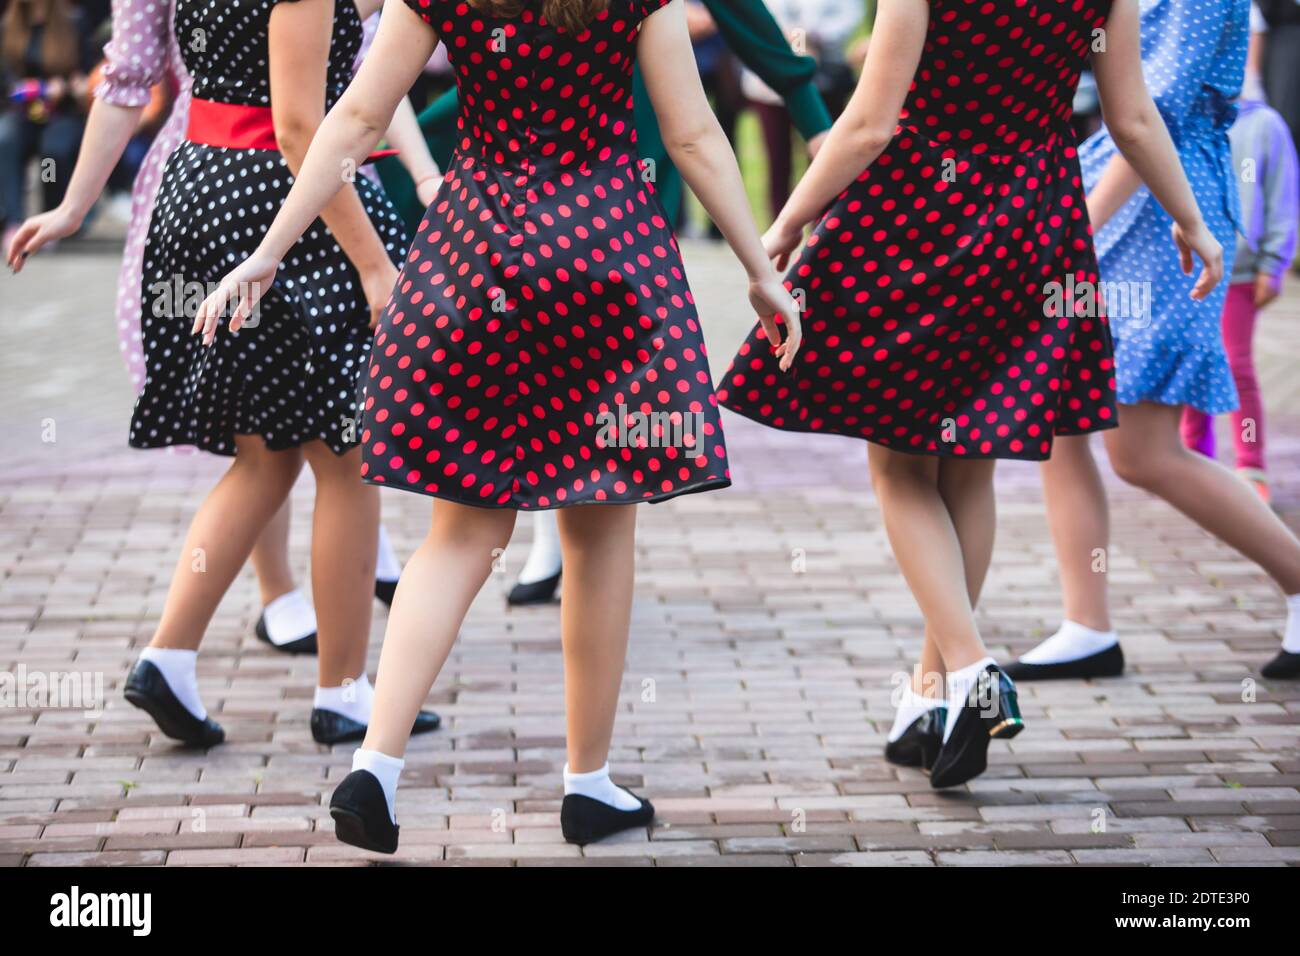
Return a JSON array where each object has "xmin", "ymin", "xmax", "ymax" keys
[
  {"xmin": 360, "ymin": 0, "xmax": 730, "ymax": 509},
  {"xmin": 1079, "ymin": 0, "xmax": 1248, "ymax": 416},
  {"xmin": 718, "ymin": 0, "xmax": 1119, "ymax": 460},
  {"xmin": 129, "ymin": 0, "xmax": 409, "ymax": 456}
]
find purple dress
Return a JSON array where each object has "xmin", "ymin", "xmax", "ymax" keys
[{"xmin": 94, "ymin": 0, "xmax": 191, "ymax": 393}]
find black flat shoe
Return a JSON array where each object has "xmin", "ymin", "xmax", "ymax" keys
[
  {"xmin": 1003, "ymin": 642, "xmax": 1124, "ymax": 681},
  {"xmin": 884, "ymin": 706, "xmax": 946, "ymax": 771},
  {"xmin": 374, "ymin": 577, "xmax": 398, "ymax": 607},
  {"xmin": 330, "ymin": 770, "xmax": 398, "ymax": 854},
  {"xmin": 310, "ymin": 707, "xmax": 442, "ymax": 745},
  {"xmin": 930, "ymin": 664, "xmax": 1024, "ymax": 790},
  {"xmin": 1262, "ymin": 650, "xmax": 1300, "ymax": 679},
  {"xmin": 254, "ymin": 613, "xmax": 317, "ymax": 655},
  {"xmin": 507, "ymin": 570, "xmax": 561, "ymax": 606},
  {"xmin": 123, "ymin": 660, "xmax": 225, "ymax": 747},
  {"xmin": 560, "ymin": 790, "xmax": 655, "ymax": 845}
]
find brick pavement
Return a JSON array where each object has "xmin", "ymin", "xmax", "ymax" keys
[{"xmin": 1, "ymin": 242, "xmax": 1298, "ymax": 866}]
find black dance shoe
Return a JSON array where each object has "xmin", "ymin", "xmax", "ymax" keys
[
  {"xmin": 330, "ymin": 770, "xmax": 399, "ymax": 854},
  {"xmin": 930, "ymin": 664, "xmax": 1024, "ymax": 789},
  {"xmin": 254, "ymin": 613, "xmax": 317, "ymax": 656},
  {"xmin": 884, "ymin": 707, "xmax": 947, "ymax": 771},
  {"xmin": 1003, "ymin": 642, "xmax": 1124, "ymax": 682},
  {"xmin": 310, "ymin": 707, "xmax": 442, "ymax": 745},
  {"xmin": 123, "ymin": 660, "xmax": 225, "ymax": 747},
  {"xmin": 560, "ymin": 790, "xmax": 655, "ymax": 845},
  {"xmin": 374, "ymin": 577, "xmax": 398, "ymax": 607},
  {"xmin": 1262, "ymin": 650, "xmax": 1300, "ymax": 679},
  {"xmin": 507, "ymin": 570, "xmax": 561, "ymax": 606}
]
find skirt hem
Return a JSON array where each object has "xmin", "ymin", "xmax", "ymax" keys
[
  {"xmin": 360, "ymin": 474, "xmax": 733, "ymax": 511},
  {"xmin": 720, "ymin": 404, "xmax": 1117, "ymax": 462}
]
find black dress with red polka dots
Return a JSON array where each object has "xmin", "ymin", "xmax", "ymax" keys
[
  {"xmin": 717, "ymin": 0, "xmax": 1119, "ymax": 461},
  {"xmin": 362, "ymin": 0, "xmax": 729, "ymax": 508}
]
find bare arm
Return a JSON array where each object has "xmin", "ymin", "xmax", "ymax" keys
[
  {"xmin": 6, "ymin": 98, "xmax": 142, "ymax": 270},
  {"xmin": 638, "ymin": 0, "xmax": 801, "ymax": 366},
  {"xmin": 763, "ymin": 0, "xmax": 928, "ymax": 268},
  {"xmin": 1090, "ymin": 0, "xmax": 1222, "ymax": 297},
  {"xmin": 385, "ymin": 95, "xmax": 443, "ymax": 203},
  {"xmin": 195, "ymin": 0, "xmax": 439, "ymax": 341},
  {"xmin": 354, "ymin": 0, "xmax": 442, "ymax": 201},
  {"xmin": 269, "ymin": 0, "xmax": 398, "ymax": 326}
]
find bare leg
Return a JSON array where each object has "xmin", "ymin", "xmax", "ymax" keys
[
  {"xmin": 1104, "ymin": 402, "xmax": 1300, "ymax": 593},
  {"xmin": 556, "ymin": 504, "xmax": 638, "ymax": 772},
  {"xmin": 250, "ymin": 499, "xmax": 299, "ymax": 607},
  {"xmin": 1037, "ymin": 434, "xmax": 1112, "ymax": 632},
  {"xmin": 867, "ymin": 446, "xmax": 988, "ymax": 671},
  {"xmin": 301, "ymin": 442, "xmax": 380, "ymax": 687},
  {"xmin": 911, "ymin": 458, "xmax": 998, "ymax": 693},
  {"xmin": 151, "ymin": 437, "xmax": 303, "ymax": 650},
  {"xmin": 361, "ymin": 501, "xmax": 517, "ymax": 757}
]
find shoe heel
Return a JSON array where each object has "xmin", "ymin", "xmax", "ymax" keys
[{"xmin": 981, "ymin": 672, "xmax": 1024, "ymax": 740}]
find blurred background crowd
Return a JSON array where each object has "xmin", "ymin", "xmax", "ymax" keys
[{"xmin": 3, "ymin": 0, "xmax": 1300, "ymax": 256}]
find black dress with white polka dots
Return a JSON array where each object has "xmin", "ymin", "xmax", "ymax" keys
[{"xmin": 129, "ymin": 0, "xmax": 408, "ymax": 456}]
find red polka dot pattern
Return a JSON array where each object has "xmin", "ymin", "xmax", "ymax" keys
[
  {"xmin": 717, "ymin": 0, "xmax": 1119, "ymax": 461},
  {"xmin": 363, "ymin": 0, "xmax": 730, "ymax": 509}
]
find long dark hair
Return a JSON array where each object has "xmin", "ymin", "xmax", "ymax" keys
[{"xmin": 468, "ymin": 0, "xmax": 610, "ymax": 34}]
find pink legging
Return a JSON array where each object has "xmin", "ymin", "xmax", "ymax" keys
[{"xmin": 1180, "ymin": 282, "xmax": 1265, "ymax": 470}]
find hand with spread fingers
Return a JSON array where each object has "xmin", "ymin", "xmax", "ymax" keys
[{"xmin": 191, "ymin": 253, "xmax": 280, "ymax": 346}]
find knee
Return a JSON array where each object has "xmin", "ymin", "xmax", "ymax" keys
[{"xmin": 1107, "ymin": 442, "xmax": 1170, "ymax": 491}]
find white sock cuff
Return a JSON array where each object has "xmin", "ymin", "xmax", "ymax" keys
[
  {"xmin": 563, "ymin": 762, "xmax": 611, "ymax": 785},
  {"xmin": 903, "ymin": 686, "xmax": 943, "ymax": 709},
  {"xmin": 947, "ymin": 656, "xmax": 997, "ymax": 689},
  {"xmin": 352, "ymin": 748, "xmax": 404, "ymax": 775},
  {"xmin": 1061, "ymin": 619, "xmax": 1118, "ymax": 640},
  {"xmin": 139, "ymin": 647, "xmax": 196, "ymax": 665}
]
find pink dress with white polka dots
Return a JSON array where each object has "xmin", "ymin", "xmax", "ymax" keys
[
  {"xmin": 718, "ymin": 0, "xmax": 1120, "ymax": 460},
  {"xmin": 362, "ymin": 0, "xmax": 731, "ymax": 508},
  {"xmin": 95, "ymin": 0, "xmax": 191, "ymax": 394}
]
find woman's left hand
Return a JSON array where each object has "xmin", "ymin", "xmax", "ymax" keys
[{"xmin": 192, "ymin": 252, "xmax": 281, "ymax": 346}]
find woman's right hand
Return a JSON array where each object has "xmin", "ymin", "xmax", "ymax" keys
[
  {"xmin": 192, "ymin": 251, "xmax": 282, "ymax": 346},
  {"xmin": 748, "ymin": 272, "xmax": 803, "ymax": 372},
  {"xmin": 761, "ymin": 216, "xmax": 806, "ymax": 273},
  {"xmin": 1172, "ymin": 220, "xmax": 1223, "ymax": 301},
  {"xmin": 6, "ymin": 206, "xmax": 83, "ymax": 273}
]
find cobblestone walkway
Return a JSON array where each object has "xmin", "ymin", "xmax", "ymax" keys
[{"xmin": 2, "ymin": 243, "xmax": 1298, "ymax": 865}]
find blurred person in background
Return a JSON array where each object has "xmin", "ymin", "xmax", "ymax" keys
[
  {"xmin": 1181, "ymin": 2, "xmax": 1299, "ymax": 505},
  {"xmin": 742, "ymin": 0, "xmax": 862, "ymax": 220},
  {"xmin": 1258, "ymin": 0, "xmax": 1300, "ymax": 149},
  {"xmin": 0, "ymin": 0, "xmax": 98, "ymax": 247}
]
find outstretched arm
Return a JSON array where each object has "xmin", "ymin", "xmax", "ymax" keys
[
  {"xmin": 761, "ymin": 0, "xmax": 928, "ymax": 269},
  {"xmin": 1090, "ymin": 0, "xmax": 1223, "ymax": 298},
  {"xmin": 639, "ymin": 0, "xmax": 802, "ymax": 368},
  {"xmin": 194, "ymin": 0, "xmax": 440, "ymax": 342}
]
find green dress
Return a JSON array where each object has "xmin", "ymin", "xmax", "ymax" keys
[{"xmin": 377, "ymin": 0, "xmax": 834, "ymax": 231}]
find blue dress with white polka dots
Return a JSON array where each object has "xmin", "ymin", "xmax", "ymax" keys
[{"xmin": 1080, "ymin": 0, "xmax": 1248, "ymax": 415}]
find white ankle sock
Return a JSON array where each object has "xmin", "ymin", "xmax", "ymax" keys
[
  {"xmin": 943, "ymin": 656, "xmax": 998, "ymax": 742},
  {"xmin": 352, "ymin": 748, "xmax": 404, "ymax": 824},
  {"xmin": 138, "ymin": 647, "xmax": 206, "ymax": 720},
  {"xmin": 887, "ymin": 686, "xmax": 944, "ymax": 742},
  {"xmin": 517, "ymin": 511, "xmax": 562, "ymax": 585},
  {"xmin": 261, "ymin": 589, "xmax": 317, "ymax": 646},
  {"xmin": 375, "ymin": 524, "xmax": 402, "ymax": 583},
  {"xmin": 563, "ymin": 762, "xmax": 642, "ymax": 811},
  {"xmin": 315, "ymin": 672, "xmax": 375, "ymax": 725},
  {"xmin": 1019, "ymin": 620, "xmax": 1119, "ymax": 664},
  {"xmin": 1283, "ymin": 594, "xmax": 1300, "ymax": 654}
]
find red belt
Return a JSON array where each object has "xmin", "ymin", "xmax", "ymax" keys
[{"xmin": 186, "ymin": 97, "xmax": 398, "ymax": 164}]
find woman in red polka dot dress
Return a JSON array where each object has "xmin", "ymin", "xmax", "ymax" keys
[
  {"xmin": 717, "ymin": 0, "xmax": 1224, "ymax": 787},
  {"xmin": 197, "ymin": 0, "xmax": 801, "ymax": 850}
]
